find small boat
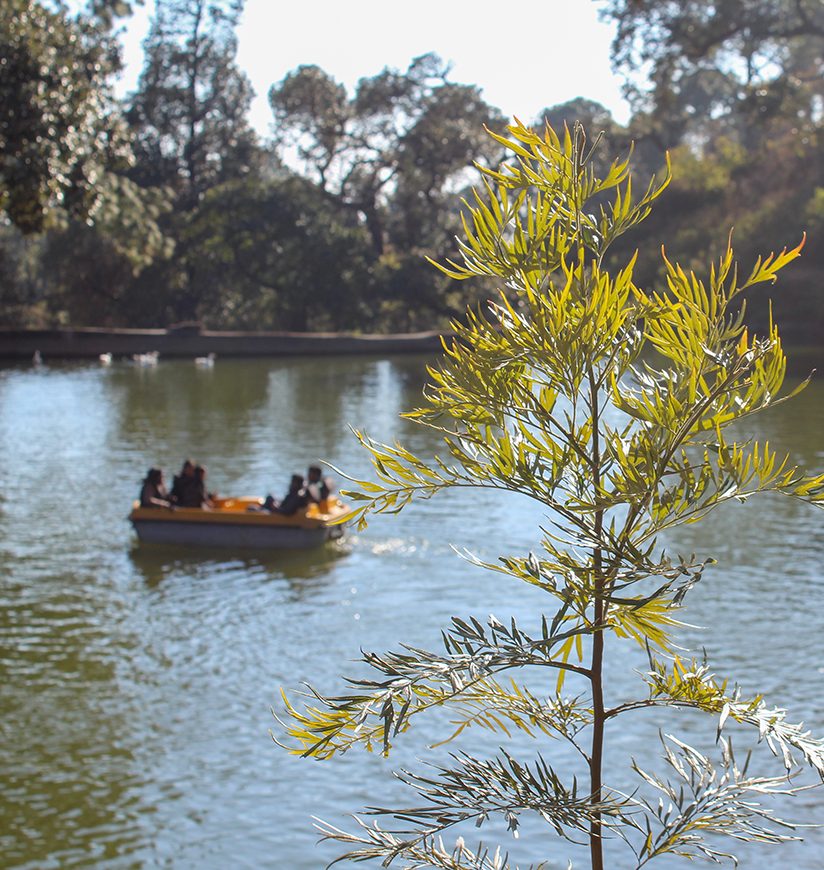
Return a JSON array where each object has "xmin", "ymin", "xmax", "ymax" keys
[{"xmin": 129, "ymin": 495, "xmax": 351, "ymax": 549}]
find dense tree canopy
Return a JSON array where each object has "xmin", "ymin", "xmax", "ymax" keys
[
  {"xmin": 269, "ymin": 54, "xmax": 507, "ymax": 256},
  {"xmin": 126, "ymin": 0, "xmax": 258, "ymax": 206},
  {"xmin": 0, "ymin": 0, "xmax": 132, "ymax": 233},
  {"xmin": 597, "ymin": 0, "xmax": 824, "ymax": 344},
  {"xmin": 0, "ymin": 2, "xmax": 821, "ymax": 344},
  {"xmin": 180, "ymin": 174, "xmax": 376, "ymax": 330},
  {"xmin": 600, "ymin": 0, "xmax": 824, "ymax": 148}
]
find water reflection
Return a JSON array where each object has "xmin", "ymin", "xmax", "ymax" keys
[
  {"xmin": 110, "ymin": 357, "xmax": 272, "ymax": 422},
  {"xmin": 128, "ymin": 540, "xmax": 350, "ymax": 593}
]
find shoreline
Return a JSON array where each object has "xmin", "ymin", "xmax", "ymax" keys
[
  {"xmin": 1, "ymin": 327, "xmax": 820, "ymax": 376},
  {"xmin": 0, "ymin": 325, "xmax": 449, "ymax": 360}
]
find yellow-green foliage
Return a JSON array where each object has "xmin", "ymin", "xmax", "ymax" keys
[{"xmin": 277, "ymin": 121, "xmax": 824, "ymax": 868}]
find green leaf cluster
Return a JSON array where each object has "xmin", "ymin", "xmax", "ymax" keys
[
  {"xmin": 0, "ymin": 0, "xmax": 133, "ymax": 233},
  {"xmin": 278, "ymin": 121, "xmax": 824, "ymax": 867}
]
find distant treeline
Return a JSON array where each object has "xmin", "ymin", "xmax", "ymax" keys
[{"xmin": 1, "ymin": 1, "xmax": 822, "ymax": 343}]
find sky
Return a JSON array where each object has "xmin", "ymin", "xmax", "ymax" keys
[{"xmin": 116, "ymin": 0, "xmax": 631, "ymax": 135}]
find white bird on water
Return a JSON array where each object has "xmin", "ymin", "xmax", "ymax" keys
[
  {"xmin": 132, "ymin": 351, "xmax": 159, "ymax": 366},
  {"xmin": 99, "ymin": 353, "xmax": 112, "ymax": 365},
  {"xmin": 32, "ymin": 350, "xmax": 43, "ymax": 367},
  {"xmin": 195, "ymin": 352, "xmax": 216, "ymax": 368}
]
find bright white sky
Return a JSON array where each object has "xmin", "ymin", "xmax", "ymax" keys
[{"xmin": 116, "ymin": 0, "xmax": 631, "ymax": 135}]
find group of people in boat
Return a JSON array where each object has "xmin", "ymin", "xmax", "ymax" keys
[
  {"xmin": 259, "ymin": 466, "xmax": 331, "ymax": 515},
  {"xmin": 139, "ymin": 459, "xmax": 333, "ymax": 516},
  {"xmin": 139, "ymin": 459, "xmax": 214, "ymax": 510}
]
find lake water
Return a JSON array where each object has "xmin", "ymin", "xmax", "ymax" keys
[{"xmin": 1, "ymin": 355, "xmax": 822, "ymax": 869}]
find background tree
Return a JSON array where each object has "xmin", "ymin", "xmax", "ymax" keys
[
  {"xmin": 125, "ymin": 0, "xmax": 259, "ymax": 321},
  {"xmin": 180, "ymin": 174, "xmax": 376, "ymax": 330},
  {"xmin": 270, "ymin": 54, "xmax": 507, "ymax": 258},
  {"xmin": 280, "ymin": 122, "xmax": 824, "ymax": 868},
  {"xmin": 40, "ymin": 177, "xmax": 174, "ymax": 326},
  {"xmin": 269, "ymin": 54, "xmax": 508, "ymax": 331},
  {"xmin": 599, "ymin": 0, "xmax": 824, "ymax": 150},
  {"xmin": 603, "ymin": 132, "xmax": 824, "ymax": 347},
  {"xmin": 3, "ymin": 3, "xmax": 823, "ymax": 342},
  {"xmin": 597, "ymin": 0, "xmax": 824, "ymax": 346},
  {"xmin": 0, "ymin": 225, "xmax": 48, "ymax": 324},
  {"xmin": 127, "ymin": 0, "xmax": 258, "ymax": 206},
  {"xmin": 0, "ymin": 0, "xmax": 133, "ymax": 233}
]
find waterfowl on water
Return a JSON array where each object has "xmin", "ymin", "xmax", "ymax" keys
[{"xmin": 132, "ymin": 351, "xmax": 159, "ymax": 366}]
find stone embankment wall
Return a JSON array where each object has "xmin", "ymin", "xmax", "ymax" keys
[{"xmin": 0, "ymin": 326, "xmax": 449, "ymax": 360}]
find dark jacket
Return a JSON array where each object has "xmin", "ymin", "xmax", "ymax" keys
[
  {"xmin": 278, "ymin": 488, "xmax": 309, "ymax": 516},
  {"xmin": 171, "ymin": 474, "xmax": 201, "ymax": 507}
]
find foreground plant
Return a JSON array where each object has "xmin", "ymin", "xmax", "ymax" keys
[{"xmin": 278, "ymin": 122, "xmax": 824, "ymax": 868}]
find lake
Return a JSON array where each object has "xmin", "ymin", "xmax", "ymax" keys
[{"xmin": 1, "ymin": 354, "xmax": 822, "ymax": 869}]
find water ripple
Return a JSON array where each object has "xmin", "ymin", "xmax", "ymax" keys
[{"xmin": 1, "ymin": 359, "xmax": 822, "ymax": 868}]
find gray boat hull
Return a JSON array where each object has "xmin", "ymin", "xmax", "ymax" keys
[{"xmin": 131, "ymin": 517, "xmax": 342, "ymax": 549}]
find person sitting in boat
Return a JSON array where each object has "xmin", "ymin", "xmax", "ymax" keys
[
  {"xmin": 260, "ymin": 474, "xmax": 309, "ymax": 515},
  {"xmin": 305, "ymin": 465, "xmax": 333, "ymax": 505},
  {"xmin": 170, "ymin": 458, "xmax": 201, "ymax": 507},
  {"xmin": 193, "ymin": 464, "xmax": 215, "ymax": 508},
  {"xmin": 278, "ymin": 474, "xmax": 310, "ymax": 515},
  {"xmin": 140, "ymin": 467, "xmax": 172, "ymax": 508}
]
